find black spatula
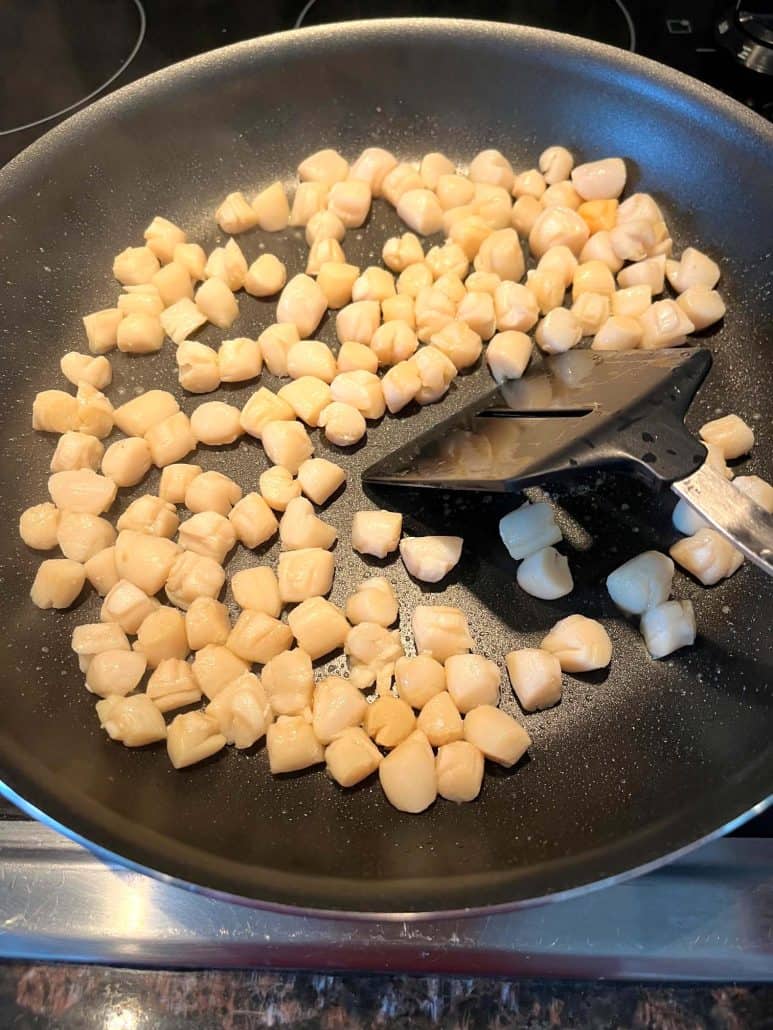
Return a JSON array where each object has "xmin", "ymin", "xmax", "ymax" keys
[{"xmin": 363, "ymin": 348, "xmax": 773, "ymax": 577}]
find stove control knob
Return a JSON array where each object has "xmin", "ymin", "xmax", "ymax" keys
[{"xmin": 716, "ymin": 1, "xmax": 773, "ymax": 74}]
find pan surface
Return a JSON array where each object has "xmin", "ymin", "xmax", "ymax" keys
[{"xmin": 0, "ymin": 20, "xmax": 771, "ymax": 914}]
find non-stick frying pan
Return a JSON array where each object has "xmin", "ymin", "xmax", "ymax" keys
[{"xmin": 0, "ymin": 20, "xmax": 771, "ymax": 915}]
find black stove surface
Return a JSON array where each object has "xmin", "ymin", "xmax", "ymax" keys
[
  {"xmin": 0, "ymin": 1, "xmax": 770, "ymax": 841},
  {"xmin": 1, "ymin": 0, "xmax": 771, "ymax": 170}
]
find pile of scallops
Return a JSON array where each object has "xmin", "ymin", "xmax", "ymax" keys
[{"xmin": 17, "ymin": 142, "xmax": 771, "ymax": 813}]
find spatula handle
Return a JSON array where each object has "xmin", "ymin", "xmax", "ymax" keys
[{"xmin": 671, "ymin": 463, "xmax": 773, "ymax": 578}]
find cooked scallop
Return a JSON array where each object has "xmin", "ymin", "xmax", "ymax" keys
[
  {"xmin": 56, "ymin": 511, "xmax": 116, "ymax": 563},
  {"xmin": 113, "ymin": 390, "xmax": 178, "ymax": 437},
  {"xmin": 50, "ymin": 432, "xmax": 104, "ymax": 473},
  {"xmin": 429, "ymin": 321, "xmax": 483, "ymax": 371},
  {"xmin": 297, "ymin": 458, "xmax": 346, "ymax": 505},
  {"xmin": 669, "ymin": 528, "xmax": 743, "ymax": 586},
  {"xmin": 33, "ymin": 388, "xmax": 77, "ymax": 433},
  {"xmin": 160, "ymin": 298, "xmax": 208, "ymax": 344},
  {"xmin": 19, "ymin": 502, "xmax": 60, "ymax": 550},
  {"xmin": 30, "ymin": 559, "xmax": 86, "ymax": 610},
  {"xmin": 242, "ymin": 253, "xmax": 287, "ymax": 298},
  {"xmin": 261, "ymin": 648, "xmax": 314, "ymax": 716},
  {"xmin": 325, "ymin": 727, "xmax": 383, "ymax": 788},
  {"xmin": 266, "ymin": 715, "xmax": 324, "ymax": 775},
  {"xmin": 445, "ymin": 654, "xmax": 500, "ymax": 713},
  {"xmin": 506, "ymin": 648, "xmax": 562, "ymax": 711},
  {"xmin": 60, "ymin": 352, "xmax": 112, "ymax": 390},
  {"xmin": 258, "ymin": 323, "xmax": 300, "ymax": 377},
  {"xmin": 83, "ymin": 546, "xmax": 120, "ymax": 596},
  {"xmin": 345, "ymin": 577, "xmax": 398, "ymax": 628},
  {"xmin": 165, "ymin": 551, "xmax": 226, "ymax": 610},
  {"xmin": 185, "ymin": 470, "xmax": 243, "ymax": 517},
  {"xmin": 114, "ymin": 530, "xmax": 179, "ymax": 596},
  {"xmin": 97, "ymin": 692, "xmax": 166, "ymax": 741},
  {"xmin": 206, "ymin": 673, "xmax": 273, "ymax": 749},
  {"xmin": 205, "ymin": 238, "xmax": 247, "ymax": 290},
  {"xmin": 494, "ymin": 281, "xmax": 539, "ymax": 333},
  {"xmin": 279, "ymin": 496, "xmax": 337, "ymax": 551},
  {"xmin": 381, "ymin": 359, "xmax": 422, "ymax": 414},
  {"xmin": 365, "ymin": 695, "xmax": 417, "ymax": 749},
  {"xmin": 463, "ymin": 705, "xmax": 531, "ymax": 767},
  {"xmin": 116, "ymin": 312, "xmax": 164, "ymax": 354},
  {"xmin": 252, "ymin": 181, "xmax": 290, "ymax": 231},
  {"xmin": 349, "ymin": 146, "xmax": 398, "ymax": 196},
  {"xmin": 399, "ymin": 536, "xmax": 463, "ymax": 583},
  {"xmin": 83, "ymin": 308, "xmax": 123, "ymax": 354},
  {"xmin": 116, "ymin": 494, "xmax": 178, "ymax": 537},
  {"xmin": 351, "ymin": 509, "xmax": 402, "ymax": 558},
  {"xmin": 261, "ymin": 420, "xmax": 314, "ymax": 474},
  {"xmin": 318, "ymin": 401, "xmax": 367, "ymax": 447},
  {"xmin": 330, "ymin": 370, "xmax": 385, "ymax": 420},
  {"xmin": 185, "ymin": 597, "xmax": 231, "ymax": 651},
  {"xmin": 229, "ymin": 492, "xmax": 279, "ymax": 548},
  {"xmin": 378, "ymin": 730, "xmax": 437, "ymax": 813},
  {"xmin": 146, "ymin": 658, "xmax": 201, "ymax": 713},
  {"xmin": 86, "ymin": 650, "xmax": 147, "ymax": 698},
  {"xmin": 328, "ymin": 180, "xmax": 372, "ymax": 229},
  {"xmin": 287, "ymin": 340, "xmax": 337, "ymax": 384},
  {"xmin": 218, "ymin": 336, "xmax": 263, "ymax": 382},
  {"xmin": 486, "ymin": 330, "xmax": 533, "ymax": 383},
  {"xmin": 436, "ymin": 740, "xmax": 484, "ymax": 803},
  {"xmin": 159, "ymin": 463, "xmax": 202, "ymax": 504},
  {"xmin": 699, "ymin": 414, "xmax": 754, "ymax": 460},
  {"xmin": 412, "ymin": 605, "xmax": 474, "ymax": 662},
  {"xmin": 190, "ymin": 401, "xmax": 243, "ymax": 446},
  {"xmin": 313, "ymin": 676, "xmax": 368, "ymax": 745},
  {"xmin": 178, "ymin": 510, "xmax": 236, "ymax": 564},
  {"xmin": 145, "ymin": 411, "xmax": 197, "ymax": 468},
  {"xmin": 240, "ymin": 388, "xmax": 295, "ymax": 440},
  {"xmin": 416, "ymin": 690, "xmax": 464, "ymax": 747},
  {"xmin": 258, "ymin": 465, "xmax": 302, "ymax": 512},
  {"xmin": 48, "ymin": 469, "xmax": 117, "ymax": 515},
  {"xmin": 191, "ymin": 644, "xmax": 249, "ymax": 700},
  {"xmin": 231, "ymin": 566, "xmax": 282, "ymax": 617},
  {"xmin": 286, "ymin": 597, "xmax": 350, "ymax": 660},
  {"xmin": 71, "ymin": 622, "xmax": 130, "ymax": 673},
  {"xmin": 176, "ymin": 340, "xmax": 221, "ymax": 394},
  {"xmin": 316, "ymin": 261, "xmax": 360, "ymax": 310},
  {"xmin": 394, "ymin": 653, "xmax": 445, "ymax": 709},
  {"xmin": 167, "ymin": 710, "xmax": 226, "ymax": 769},
  {"xmin": 278, "ymin": 547, "xmax": 335, "ymax": 603},
  {"xmin": 278, "ymin": 377, "xmax": 333, "ymax": 427},
  {"xmin": 101, "ymin": 437, "xmax": 152, "ymax": 488},
  {"xmin": 133, "ymin": 605, "xmax": 189, "ymax": 668},
  {"xmin": 571, "ymin": 157, "xmax": 626, "ymax": 200},
  {"xmin": 276, "ymin": 274, "xmax": 328, "ymax": 339},
  {"xmin": 540, "ymin": 614, "xmax": 612, "ymax": 672},
  {"xmin": 100, "ymin": 578, "xmax": 159, "ymax": 633}
]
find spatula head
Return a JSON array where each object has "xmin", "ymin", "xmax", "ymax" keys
[{"xmin": 364, "ymin": 348, "xmax": 712, "ymax": 492}]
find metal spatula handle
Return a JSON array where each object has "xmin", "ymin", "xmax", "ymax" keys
[{"xmin": 672, "ymin": 463, "xmax": 773, "ymax": 576}]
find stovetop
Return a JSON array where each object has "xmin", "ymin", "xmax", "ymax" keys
[
  {"xmin": 1, "ymin": 0, "xmax": 772, "ymax": 171},
  {"xmin": 0, "ymin": 0, "xmax": 771, "ymax": 974}
]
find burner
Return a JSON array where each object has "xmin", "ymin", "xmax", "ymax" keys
[
  {"xmin": 296, "ymin": 0, "xmax": 636, "ymax": 51},
  {"xmin": 0, "ymin": 0, "xmax": 145, "ymax": 136}
]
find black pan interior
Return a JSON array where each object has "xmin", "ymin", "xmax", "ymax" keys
[{"xmin": 0, "ymin": 20, "xmax": 771, "ymax": 913}]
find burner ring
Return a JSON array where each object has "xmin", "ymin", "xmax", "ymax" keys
[
  {"xmin": 295, "ymin": 0, "xmax": 636, "ymax": 52},
  {"xmin": 0, "ymin": 0, "xmax": 146, "ymax": 138}
]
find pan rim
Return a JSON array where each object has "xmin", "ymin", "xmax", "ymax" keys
[
  {"xmin": 2, "ymin": 17, "xmax": 772, "ymax": 190},
  {"xmin": 0, "ymin": 17, "xmax": 771, "ymax": 915},
  {"xmin": 1, "ymin": 770, "xmax": 770, "ymax": 920}
]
